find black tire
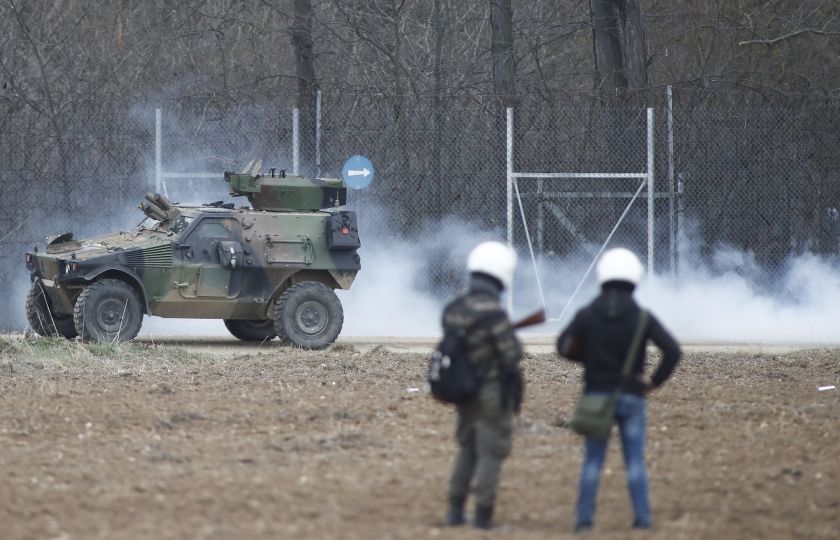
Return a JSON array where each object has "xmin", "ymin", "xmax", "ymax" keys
[
  {"xmin": 73, "ymin": 278, "xmax": 143, "ymax": 342},
  {"xmin": 274, "ymin": 282, "xmax": 343, "ymax": 350},
  {"xmin": 223, "ymin": 319, "xmax": 276, "ymax": 342},
  {"xmin": 25, "ymin": 280, "xmax": 78, "ymax": 339}
]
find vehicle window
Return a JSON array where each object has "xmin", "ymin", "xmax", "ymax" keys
[{"xmin": 197, "ymin": 222, "xmax": 232, "ymax": 238}]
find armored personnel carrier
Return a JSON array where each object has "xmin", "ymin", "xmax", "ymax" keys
[{"xmin": 24, "ymin": 162, "xmax": 361, "ymax": 349}]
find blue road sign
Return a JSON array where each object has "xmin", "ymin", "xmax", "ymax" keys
[{"xmin": 342, "ymin": 155, "xmax": 375, "ymax": 189}]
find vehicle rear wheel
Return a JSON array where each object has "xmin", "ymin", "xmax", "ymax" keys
[
  {"xmin": 274, "ymin": 282, "xmax": 343, "ymax": 350},
  {"xmin": 223, "ymin": 319, "xmax": 276, "ymax": 342},
  {"xmin": 25, "ymin": 280, "xmax": 78, "ymax": 339},
  {"xmin": 74, "ymin": 278, "xmax": 143, "ymax": 342}
]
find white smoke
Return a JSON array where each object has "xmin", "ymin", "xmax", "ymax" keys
[
  {"xmin": 340, "ymin": 216, "xmax": 840, "ymax": 344},
  {"xmin": 140, "ymin": 317, "xmax": 227, "ymax": 337},
  {"xmin": 17, "ymin": 204, "xmax": 840, "ymax": 344},
  {"xmin": 337, "ymin": 211, "xmax": 497, "ymax": 336},
  {"xmin": 640, "ymin": 253, "xmax": 840, "ymax": 344},
  {"xmin": 10, "ymin": 184, "xmax": 840, "ymax": 344}
]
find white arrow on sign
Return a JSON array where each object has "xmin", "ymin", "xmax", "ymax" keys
[{"xmin": 347, "ymin": 168, "xmax": 371, "ymax": 177}]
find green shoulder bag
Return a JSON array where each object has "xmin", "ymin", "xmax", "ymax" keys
[{"xmin": 570, "ymin": 310, "xmax": 649, "ymax": 440}]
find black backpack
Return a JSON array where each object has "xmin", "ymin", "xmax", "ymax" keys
[{"xmin": 428, "ymin": 312, "xmax": 499, "ymax": 404}]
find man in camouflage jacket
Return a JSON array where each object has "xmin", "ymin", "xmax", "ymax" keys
[{"xmin": 443, "ymin": 241, "xmax": 524, "ymax": 530}]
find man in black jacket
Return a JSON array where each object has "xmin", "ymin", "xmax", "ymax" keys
[
  {"xmin": 443, "ymin": 241, "xmax": 524, "ymax": 530},
  {"xmin": 557, "ymin": 247, "xmax": 681, "ymax": 532}
]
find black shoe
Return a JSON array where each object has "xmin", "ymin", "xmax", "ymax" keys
[
  {"xmin": 474, "ymin": 505, "xmax": 494, "ymax": 530},
  {"xmin": 446, "ymin": 497, "xmax": 466, "ymax": 526},
  {"xmin": 632, "ymin": 520, "xmax": 651, "ymax": 529},
  {"xmin": 574, "ymin": 522, "xmax": 593, "ymax": 534}
]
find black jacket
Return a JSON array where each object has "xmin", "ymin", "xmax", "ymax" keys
[{"xmin": 557, "ymin": 282, "xmax": 681, "ymax": 395}]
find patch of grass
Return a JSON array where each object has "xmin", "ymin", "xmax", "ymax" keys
[
  {"xmin": 85, "ymin": 341, "xmax": 135, "ymax": 358},
  {"xmin": 0, "ymin": 333, "xmax": 208, "ymax": 376},
  {"xmin": 0, "ymin": 336, "xmax": 17, "ymax": 355},
  {"xmin": 24, "ymin": 336, "xmax": 70, "ymax": 352}
]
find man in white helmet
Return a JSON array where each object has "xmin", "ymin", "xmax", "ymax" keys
[
  {"xmin": 557, "ymin": 247, "xmax": 681, "ymax": 533},
  {"xmin": 442, "ymin": 240, "xmax": 524, "ymax": 530}
]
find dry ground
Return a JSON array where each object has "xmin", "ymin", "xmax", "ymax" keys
[{"xmin": 0, "ymin": 336, "xmax": 838, "ymax": 540}]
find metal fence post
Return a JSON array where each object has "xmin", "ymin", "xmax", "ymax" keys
[
  {"xmin": 155, "ymin": 108, "xmax": 162, "ymax": 193},
  {"xmin": 667, "ymin": 85, "xmax": 676, "ymax": 279},
  {"xmin": 506, "ymin": 107, "xmax": 514, "ymax": 312},
  {"xmin": 315, "ymin": 90, "xmax": 322, "ymax": 178},
  {"xmin": 506, "ymin": 108, "xmax": 514, "ymax": 249},
  {"xmin": 647, "ymin": 107, "xmax": 655, "ymax": 279},
  {"xmin": 677, "ymin": 171, "xmax": 685, "ymax": 276},
  {"xmin": 537, "ymin": 177, "xmax": 544, "ymax": 253},
  {"xmin": 292, "ymin": 107, "xmax": 300, "ymax": 176}
]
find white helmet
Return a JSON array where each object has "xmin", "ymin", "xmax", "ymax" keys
[
  {"xmin": 467, "ymin": 241, "xmax": 518, "ymax": 290},
  {"xmin": 596, "ymin": 247, "xmax": 644, "ymax": 285}
]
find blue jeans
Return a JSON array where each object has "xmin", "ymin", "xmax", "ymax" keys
[{"xmin": 575, "ymin": 393, "xmax": 651, "ymax": 528}]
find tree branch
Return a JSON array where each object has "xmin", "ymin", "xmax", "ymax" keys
[{"xmin": 739, "ymin": 28, "xmax": 840, "ymax": 47}]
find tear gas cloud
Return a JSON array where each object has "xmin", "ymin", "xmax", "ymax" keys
[
  {"xmin": 7, "ymin": 189, "xmax": 840, "ymax": 344},
  {"xmin": 339, "ymin": 212, "xmax": 840, "ymax": 344},
  {"xmin": 639, "ymin": 245, "xmax": 840, "ymax": 344}
]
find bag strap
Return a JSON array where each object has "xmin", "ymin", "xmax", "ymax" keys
[{"xmin": 611, "ymin": 310, "xmax": 649, "ymax": 400}]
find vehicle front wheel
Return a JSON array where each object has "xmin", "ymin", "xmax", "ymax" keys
[
  {"xmin": 25, "ymin": 280, "xmax": 78, "ymax": 339},
  {"xmin": 274, "ymin": 282, "xmax": 343, "ymax": 350},
  {"xmin": 73, "ymin": 278, "xmax": 143, "ymax": 342},
  {"xmin": 223, "ymin": 319, "xmax": 276, "ymax": 342}
]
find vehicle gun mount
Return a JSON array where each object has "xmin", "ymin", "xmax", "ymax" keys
[
  {"xmin": 224, "ymin": 163, "xmax": 346, "ymax": 212},
  {"xmin": 140, "ymin": 192, "xmax": 180, "ymax": 222}
]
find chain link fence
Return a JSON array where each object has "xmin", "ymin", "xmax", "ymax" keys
[
  {"xmin": 672, "ymin": 91, "xmax": 840, "ymax": 276},
  {"xmin": 2, "ymin": 91, "xmax": 840, "ymax": 330}
]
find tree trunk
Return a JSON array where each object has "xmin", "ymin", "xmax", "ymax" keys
[
  {"xmin": 291, "ymin": 0, "xmax": 316, "ymax": 174},
  {"xmin": 489, "ymin": 0, "xmax": 517, "ymax": 106},
  {"xmin": 590, "ymin": 0, "xmax": 625, "ymax": 91},
  {"xmin": 291, "ymin": 0, "xmax": 317, "ymax": 109},
  {"xmin": 617, "ymin": 0, "xmax": 648, "ymax": 89}
]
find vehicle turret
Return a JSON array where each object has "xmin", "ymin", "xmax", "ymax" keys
[{"xmin": 224, "ymin": 167, "xmax": 346, "ymax": 212}]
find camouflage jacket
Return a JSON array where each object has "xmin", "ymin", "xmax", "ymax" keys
[{"xmin": 441, "ymin": 278, "xmax": 524, "ymax": 380}]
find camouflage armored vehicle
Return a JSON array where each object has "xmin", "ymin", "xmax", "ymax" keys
[{"xmin": 24, "ymin": 162, "xmax": 361, "ymax": 349}]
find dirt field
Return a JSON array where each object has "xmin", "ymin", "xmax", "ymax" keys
[{"xmin": 0, "ymin": 336, "xmax": 838, "ymax": 540}]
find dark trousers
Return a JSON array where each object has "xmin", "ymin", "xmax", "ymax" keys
[{"xmin": 448, "ymin": 380, "xmax": 513, "ymax": 508}]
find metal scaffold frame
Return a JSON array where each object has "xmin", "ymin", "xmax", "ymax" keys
[{"xmin": 506, "ymin": 106, "xmax": 676, "ymax": 320}]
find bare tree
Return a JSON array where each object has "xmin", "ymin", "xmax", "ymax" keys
[
  {"xmin": 489, "ymin": 0, "xmax": 517, "ymax": 105},
  {"xmin": 589, "ymin": 0, "xmax": 625, "ymax": 90},
  {"xmin": 617, "ymin": 0, "xmax": 647, "ymax": 89},
  {"xmin": 589, "ymin": 0, "xmax": 647, "ymax": 92},
  {"xmin": 292, "ymin": 0, "xmax": 318, "ymax": 109},
  {"xmin": 290, "ymin": 0, "xmax": 318, "ymax": 174}
]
